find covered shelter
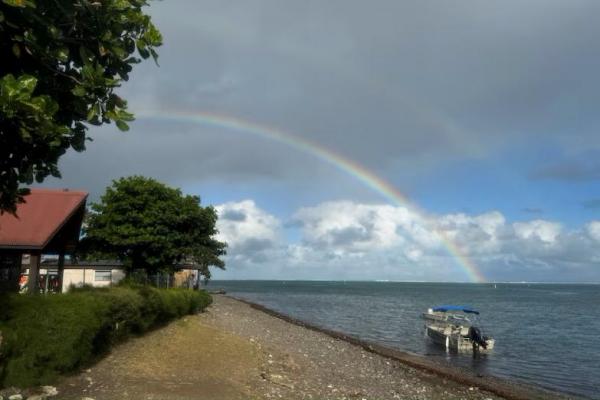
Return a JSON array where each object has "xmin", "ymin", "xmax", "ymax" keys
[{"xmin": 0, "ymin": 188, "xmax": 88, "ymax": 293}]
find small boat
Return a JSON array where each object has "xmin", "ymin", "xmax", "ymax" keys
[{"xmin": 423, "ymin": 305, "xmax": 495, "ymax": 352}]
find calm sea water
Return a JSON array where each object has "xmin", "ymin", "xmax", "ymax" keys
[{"xmin": 207, "ymin": 280, "xmax": 600, "ymax": 399}]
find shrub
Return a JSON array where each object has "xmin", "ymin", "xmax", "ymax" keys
[{"xmin": 0, "ymin": 287, "xmax": 211, "ymax": 388}]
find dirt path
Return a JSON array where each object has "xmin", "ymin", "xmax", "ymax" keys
[{"xmin": 56, "ymin": 295, "xmax": 505, "ymax": 400}]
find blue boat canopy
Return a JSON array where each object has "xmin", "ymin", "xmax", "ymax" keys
[{"xmin": 432, "ymin": 305, "xmax": 479, "ymax": 314}]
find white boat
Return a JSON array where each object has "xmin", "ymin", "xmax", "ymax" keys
[{"xmin": 423, "ymin": 305, "xmax": 495, "ymax": 352}]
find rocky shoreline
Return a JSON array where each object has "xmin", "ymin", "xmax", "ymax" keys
[
  {"xmin": 229, "ymin": 295, "xmax": 572, "ymax": 400},
  {"xmin": 7, "ymin": 295, "xmax": 574, "ymax": 400}
]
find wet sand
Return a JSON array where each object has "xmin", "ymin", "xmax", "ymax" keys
[{"xmin": 55, "ymin": 295, "xmax": 568, "ymax": 400}]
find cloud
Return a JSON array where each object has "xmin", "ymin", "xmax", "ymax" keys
[
  {"xmin": 522, "ymin": 207, "xmax": 543, "ymax": 214},
  {"xmin": 582, "ymin": 199, "xmax": 600, "ymax": 210},
  {"xmin": 437, "ymin": 211, "xmax": 506, "ymax": 254},
  {"xmin": 292, "ymin": 201, "xmax": 432, "ymax": 254},
  {"xmin": 215, "ymin": 200, "xmax": 282, "ymax": 262},
  {"xmin": 513, "ymin": 220, "xmax": 562, "ymax": 244},
  {"xmin": 216, "ymin": 200, "xmax": 600, "ymax": 282},
  {"xmin": 587, "ymin": 221, "xmax": 600, "ymax": 242},
  {"xmin": 220, "ymin": 208, "xmax": 247, "ymax": 222},
  {"xmin": 530, "ymin": 160, "xmax": 600, "ymax": 182},
  {"xmin": 38, "ymin": 0, "xmax": 600, "ymax": 198}
]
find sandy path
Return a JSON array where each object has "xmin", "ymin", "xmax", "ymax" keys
[{"xmin": 56, "ymin": 295, "xmax": 507, "ymax": 400}]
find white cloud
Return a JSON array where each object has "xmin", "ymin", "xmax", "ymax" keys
[
  {"xmin": 587, "ymin": 221, "xmax": 600, "ymax": 242},
  {"xmin": 215, "ymin": 200, "xmax": 281, "ymax": 262},
  {"xmin": 437, "ymin": 211, "xmax": 505, "ymax": 254},
  {"xmin": 292, "ymin": 201, "xmax": 430, "ymax": 253},
  {"xmin": 214, "ymin": 200, "xmax": 600, "ymax": 282},
  {"xmin": 513, "ymin": 220, "xmax": 562, "ymax": 244}
]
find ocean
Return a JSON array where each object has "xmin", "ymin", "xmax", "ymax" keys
[{"xmin": 206, "ymin": 281, "xmax": 600, "ymax": 399}]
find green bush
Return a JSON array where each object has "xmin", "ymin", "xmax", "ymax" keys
[{"xmin": 0, "ymin": 287, "xmax": 211, "ymax": 388}]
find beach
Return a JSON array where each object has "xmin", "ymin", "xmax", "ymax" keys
[{"xmin": 55, "ymin": 295, "xmax": 564, "ymax": 400}]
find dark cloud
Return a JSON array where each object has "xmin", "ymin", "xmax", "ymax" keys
[
  {"xmin": 582, "ymin": 198, "xmax": 600, "ymax": 209},
  {"xmin": 37, "ymin": 0, "xmax": 600, "ymax": 198},
  {"xmin": 530, "ymin": 161, "xmax": 600, "ymax": 182},
  {"xmin": 220, "ymin": 209, "xmax": 247, "ymax": 222},
  {"xmin": 234, "ymin": 238, "xmax": 275, "ymax": 255},
  {"xmin": 522, "ymin": 207, "xmax": 544, "ymax": 214},
  {"xmin": 329, "ymin": 226, "xmax": 372, "ymax": 246}
]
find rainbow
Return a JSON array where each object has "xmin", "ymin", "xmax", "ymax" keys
[{"xmin": 137, "ymin": 110, "xmax": 486, "ymax": 283}]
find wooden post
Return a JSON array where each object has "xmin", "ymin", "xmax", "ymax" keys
[
  {"xmin": 57, "ymin": 252, "xmax": 65, "ymax": 293},
  {"xmin": 28, "ymin": 253, "xmax": 40, "ymax": 294}
]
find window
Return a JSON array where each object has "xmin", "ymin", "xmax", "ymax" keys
[{"xmin": 95, "ymin": 270, "xmax": 112, "ymax": 282}]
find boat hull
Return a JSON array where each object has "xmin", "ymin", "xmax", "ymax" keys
[{"xmin": 425, "ymin": 325, "xmax": 494, "ymax": 352}]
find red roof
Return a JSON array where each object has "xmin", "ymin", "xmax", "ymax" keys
[{"xmin": 0, "ymin": 189, "xmax": 88, "ymax": 250}]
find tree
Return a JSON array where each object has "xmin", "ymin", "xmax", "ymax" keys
[
  {"xmin": 0, "ymin": 0, "xmax": 162, "ymax": 213},
  {"xmin": 81, "ymin": 176, "xmax": 227, "ymax": 281}
]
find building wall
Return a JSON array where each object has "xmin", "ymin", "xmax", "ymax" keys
[
  {"xmin": 62, "ymin": 268, "xmax": 126, "ymax": 292},
  {"xmin": 173, "ymin": 269, "xmax": 197, "ymax": 288}
]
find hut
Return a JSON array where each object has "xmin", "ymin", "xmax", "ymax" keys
[{"xmin": 0, "ymin": 188, "xmax": 88, "ymax": 293}]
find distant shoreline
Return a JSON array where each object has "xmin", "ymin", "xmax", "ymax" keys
[
  {"xmin": 227, "ymin": 294, "xmax": 574, "ymax": 400},
  {"xmin": 209, "ymin": 279, "xmax": 600, "ymax": 285}
]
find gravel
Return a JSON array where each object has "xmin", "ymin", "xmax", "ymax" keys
[{"xmin": 202, "ymin": 295, "xmax": 502, "ymax": 400}]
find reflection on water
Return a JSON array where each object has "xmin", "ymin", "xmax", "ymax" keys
[{"xmin": 208, "ymin": 281, "xmax": 600, "ymax": 399}]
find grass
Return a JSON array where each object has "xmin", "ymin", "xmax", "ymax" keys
[{"xmin": 0, "ymin": 285, "xmax": 212, "ymax": 388}]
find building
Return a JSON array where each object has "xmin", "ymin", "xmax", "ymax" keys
[
  {"xmin": 0, "ymin": 188, "xmax": 87, "ymax": 293},
  {"xmin": 34, "ymin": 259, "xmax": 126, "ymax": 292},
  {"xmin": 39, "ymin": 258, "xmax": 197, "ymax": 291}
]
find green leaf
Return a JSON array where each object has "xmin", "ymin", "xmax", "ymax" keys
[
  {"xmin": 112, "ymin": 0, "xmax": 131, "ymax": 10},
  {"xmin": 115, "ymin": 120, "xmax": 129, "ymax": 131},
  {"xmin": 81, "ymin": 64, "xmax": 94, "ymax": 80},
  {"xmin": 137, "ymin": 46, "xmax": 149, "ymax": 59},
  {"xmin": 48, "ymin": 25, "xmax": 59, "ymax": 38},
  {"xmin": 109, "ymin": 44, "xmax": 126, "ymax": 59},
  {"xmin": 17, "ymin": 75, "xmax": 37, "ymax": 95},
  {"xmin": 19, "ymin": 127, "xmax": 32, "ymax": 142},
  {"xmin": 149, "ymin": 48, "xmax": 159, "ymax": 66},
  {"xmin": 144, "ymin": 24, "xmax": 162, "ymax": 46},
  {"xmin": 87, "ymin": 105, "xmax": 97, "ymax": 121},
  {"xmin": 72, "ymin": 86, "xmax": 86, "ymax": 97},
  {"xmin": 12, "ymin": 43, "xmax": 21, "ymax": 58},
  {"xmin": 1, "ymin": 74, "xmax": 18, "ymax": 97},
  {"xmin": 56, "ymin": 47, "xmax": 69, "ymax": 62},
  {"xmin": 118, "ymin": 109, "xmax": 134, "ymax": 122}
]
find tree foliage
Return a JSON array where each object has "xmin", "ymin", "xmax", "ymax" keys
[
  {"xmin": 81, "ymin": 176, "xmax": 227, "ymax": 280},
  {"xmin": 0, "ymin": 0, "xmax": 162, "ymax": 213}
]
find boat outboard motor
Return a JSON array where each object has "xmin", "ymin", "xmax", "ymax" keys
[{"xmin": 468, "ymin": 326, "xmax": 487, "ymax": 349}]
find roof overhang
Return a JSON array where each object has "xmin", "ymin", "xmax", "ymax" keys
[{"xmin": 0, "ymin": 188, "xmax": 88, "ymax": 252}]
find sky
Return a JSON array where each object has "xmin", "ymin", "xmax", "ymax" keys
[{"xmin": 41, "ymin": 0, "xmax": 600, "ymax": 282}]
